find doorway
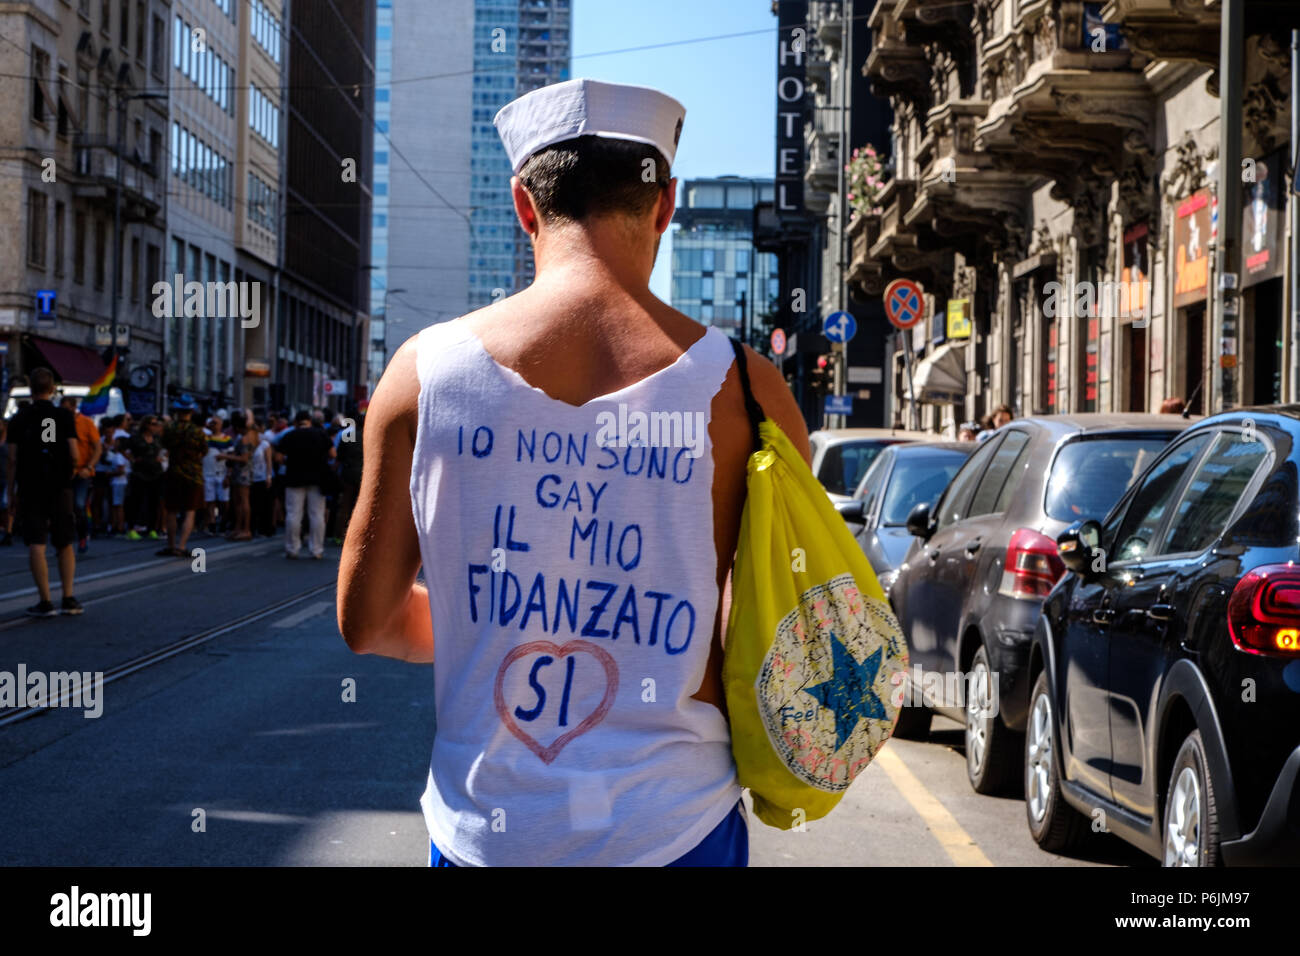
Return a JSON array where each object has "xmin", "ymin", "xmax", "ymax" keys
[{"xmin": 1182, "ymin": 304, "xmax": 1206, "ymax": 415}]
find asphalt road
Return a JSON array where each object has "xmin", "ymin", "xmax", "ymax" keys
[{"xmin": 0, "ymin": 531, "xmax": 1150, "ymax": 867}]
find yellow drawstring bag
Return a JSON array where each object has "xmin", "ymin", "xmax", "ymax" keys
[{"xmin": 723, "ymin": 341, "xmax": 908, "ymax": 830}]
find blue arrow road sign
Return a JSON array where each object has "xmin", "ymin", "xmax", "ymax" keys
[
  {"xmin": 824, "ymin": 394, "xmax": 853, "ymax": 416},
  {"xmin": 822, "ymin": 310, "xmax": 857, "ymax": 343}
]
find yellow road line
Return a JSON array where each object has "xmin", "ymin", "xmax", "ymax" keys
[{"xmin": 875, "ymin": 747, "xmax": 993, "ymax": 866}]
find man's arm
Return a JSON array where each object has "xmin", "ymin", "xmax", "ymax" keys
[
  {"xmin": 337, "ymin": 335, "xmax": 432, "ymax": 663},
  {"xmin": 7, "ymin": 443, "xmax": 17, "ymax": 504}
]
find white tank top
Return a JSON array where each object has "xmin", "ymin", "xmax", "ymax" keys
[{"xmin": 411, "ymin": 319, "xmax": 743, "ymax": 866}]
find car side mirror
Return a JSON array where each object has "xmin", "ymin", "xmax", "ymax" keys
[
  {"xmin": 836, "ymin": 499, "xmax": 866, "ymax": 523},
  {"xmin": 1057, "ymin": 520, "xmax": 1103, "ymax": 577},
  {"xmin": 906, "ymin": 502, "xmax": 935, "ymax": 540}
]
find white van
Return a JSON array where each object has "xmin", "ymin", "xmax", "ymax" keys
[{"xmin": 3, "ymin": 385, "xmax": 127, "ymax": 422}]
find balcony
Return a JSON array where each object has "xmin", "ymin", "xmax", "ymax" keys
[
  {"xmin": 804, "ymin": 127, "xmax": 841, "ymax": 196},
  {"xmin": 1101, "ymin": 0, "xmax": 1218, "ymax": 68},
  {"xmin": 811, "ymin": 1, "xmax": 844, "ymax": 49},
  {"xmin": 71, "ymin": 135, "xmax": 164, "ymax": 222},
  {"xmin": 848, "ymin": 211, "xmax": 885, "ymax": 297},
  {"xmin": 806, "ymin": 54, "xmax": 831, "ymax": 92},
  {"xmin": 904, "ymin": 99, "xmax": 1026, "ymax": 254},
  {"xmin": 865, "ymin": 0, "xmax": 930, "ymax": 102},
  {"xmin": 971, "ymin": 1, "xmax": 1155, "ymax": 242}
]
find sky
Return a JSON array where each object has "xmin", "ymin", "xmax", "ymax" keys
[{"xmin": 571, "ymin": 0, "xmax": 778, "ymax": 300}]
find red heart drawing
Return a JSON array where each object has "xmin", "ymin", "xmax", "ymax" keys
[{"xmin": 493, "ymin": 639, "xmax": 619, "ymax": 764}]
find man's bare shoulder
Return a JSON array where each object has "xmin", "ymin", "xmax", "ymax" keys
[
  {"xmin": 741, "ymin": 344, "xmax": 812, "ymax": 465},
  {"xmin": 372, "ymin": 333, "xmax": 422, "ymax": 430}
]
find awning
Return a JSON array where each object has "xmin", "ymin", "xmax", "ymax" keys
[
  {"xmin": 29, "ymin": 336, "xmax": 109, "ymax": 386},
  {"xmin": 912, "ymin": 341, "xmax": 967, "ymax": 405}
]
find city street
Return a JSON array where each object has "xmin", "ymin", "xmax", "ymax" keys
[{"xmin": 0, "ymin": 533, "xmax": 1148, "ymax": 867}]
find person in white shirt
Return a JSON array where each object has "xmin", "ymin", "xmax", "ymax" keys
[
  {"xmin": 338, "ymin": 79, "xmax": 810, "ymax": 868},
  {"xmin": 202, "ymin": 417, "xmax": 228, "ymax": 533}
]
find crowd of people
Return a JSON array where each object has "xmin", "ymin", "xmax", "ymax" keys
[{"xmin": 0, "ymin": 367, "xmax": 365, "ymax": 617}]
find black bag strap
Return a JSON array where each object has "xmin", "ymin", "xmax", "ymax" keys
[{"xmin": 729, "ymin": 337, "xmax": 764, "ymax": 451}]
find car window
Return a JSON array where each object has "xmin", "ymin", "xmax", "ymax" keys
[
  {"xmin": 855, "ymin": 450, "xmax": 893, "ymax": 518},
  {"xmin": 880, "ymin": 450, "xmax": 972, "ymax": 525},
  {"xmin": 934, "ymin": 435, "xmax": 1002, "ymax": 531},
  {"xmin": 1111, "ymin": 434, "xmax": 1211, "ymax": 563},
  {"xmin": 819, "ymin": 441, "xmax": 890, "ymax": 497},
  {"xmin": 1156, "ymin": 432, "xmax": 1270, "ymax": 556},
  {"xmin": 967, "ymin": 430, "xmax": 1031, "ymax": 517},
  {"xmin": 1046, "ymin": 434, "xmax": 1175, "ymax": 523}
]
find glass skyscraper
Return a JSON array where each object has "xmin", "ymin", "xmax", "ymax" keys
[
  {"xmin": 468, "ymin": 0, "xmax": 571, "ymax": 309},
  {"xmin": 671, "ymin": 177, "xmax": 780, "ymax": 340}
]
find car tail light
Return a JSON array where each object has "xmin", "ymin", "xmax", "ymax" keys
[
  {"xmin": 1228, "ymin": 564, "xmax": 1300, "ymax": 657},
  {"xmin": 999, "ymin": 528, "xmax": 1066, "ymax": 600}
]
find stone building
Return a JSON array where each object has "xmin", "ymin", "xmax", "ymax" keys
[
  {"xmin": 852, "ymin": 0, "xmax": 1298, "ymax": 433},
  {"xmin": 1, "ymin": 0, "xmax": 172, "ymax": 401}
]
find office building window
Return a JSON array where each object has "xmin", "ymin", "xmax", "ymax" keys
[
  {"xmin": 131, "ymin": 236, "xmax": 140, "ymax": 302},
  {"xmin": 151, "ymin": 14, "xmax": 165, "ymax": 77},
  {"xmin": 28, "ymin": 190, "xmax": 48, "ymax": 269},
  {"xmin": 53, "ymin": 201, "xmax": 65, "ymax": 276},
  {"xmin": 94, "ymin": 217, "xmax": 107, "ymax": 288},
  {"xmin": 73, "ymin": 209, "xmax": 86, "ymax": 283},
  {"xmin": 31, "ymin": 47, "xmax": 49, "ymax": 123},
  {"xmin": 119, "ymin": 0, "xmax": 129, "ymax": 49}
]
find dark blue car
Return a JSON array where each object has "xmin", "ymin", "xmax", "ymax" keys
[{"xmin": 1029, "ymin": 407, "xmax": 1300, "ymax": 865}]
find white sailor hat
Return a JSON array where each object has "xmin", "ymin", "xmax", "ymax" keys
[{"xmin": 493, "ymin": 78, "xmax": 686, "ymax": 175}]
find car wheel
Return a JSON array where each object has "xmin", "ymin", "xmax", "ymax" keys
[
  {"xmin": 965, "ymin": 644, "xmax": 1021, "ymax": 795},
  {"xmin": 1024, "ymin": 671, "xmax": 1089, "ymax": 852},
  {"xmin": 1163, "ymin": 731, "xmax": 1220, "ymax": 867}
]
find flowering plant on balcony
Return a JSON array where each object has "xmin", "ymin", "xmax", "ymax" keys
[{"xmin": 846, "ymin": 143, "xmax": 885, "ymax": 223}]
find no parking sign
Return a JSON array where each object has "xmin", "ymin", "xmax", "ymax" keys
[{"xmin": 883, "ymin": 279, "xmax": 925, "ymax": 330}]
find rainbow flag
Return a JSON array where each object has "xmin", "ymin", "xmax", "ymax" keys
[
  {"xmin": 207, "ymin": 432, "xmax": 234, "ymax": 450},
  {"xmin": 79, "ymin": 354, "xmax": 117, "ymax": 415}
]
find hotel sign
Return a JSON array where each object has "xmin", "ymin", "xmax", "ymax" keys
[{"xmin": 774, "ymin": 0, "xmax": 808, "ymax": 219}]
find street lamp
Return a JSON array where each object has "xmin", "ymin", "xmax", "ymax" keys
[{"xmin": 111, "ymin": 89, "xmax": 167, "ymax": 367}]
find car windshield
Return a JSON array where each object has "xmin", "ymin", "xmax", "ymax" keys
[
  {"xmin": 1044, "ymin": 435, "xmax": 1175, "ymax": 521},
  {"xmin": 880, "ymin": 451, "xmax": 971, "ymax": 525},
  {"xmin": 819, "ymin": 440, "xmax": 896, "ymax": 496}
]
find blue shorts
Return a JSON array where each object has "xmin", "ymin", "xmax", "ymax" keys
[{"xmin": 428, "ymin": 800, "xmax": 749, "ymax": 867}]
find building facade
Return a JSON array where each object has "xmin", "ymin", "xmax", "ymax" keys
[
  {"xmin": 466, "ymin": 0, "xmax": 570, "ymax": 312},
  {"xmin": 277, "ymin": 0, "xmax": 373, "ymax": 411},
  {"xmin": 758, "ymin": 0, "xmax": 895, "ymax": 429},
  {"xmin": 671, "ymin": 176, "xmax": 780, "ymax": 341},
  {"xmin": 854, "ymin": 0, "xmax": 1298, "ymax": 434},
  {"xmin": 2, "ymin": 0, "xmax": 172, "ymax": 404},
  {"xmin": 382, "ymin": 0, "xmax": 473, "ymax": 364},
  {"xmin": 165, "ymin": 0, "xmax": 242, "ymax": 410}
]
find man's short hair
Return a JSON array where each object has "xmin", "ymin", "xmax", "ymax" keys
[
  {"xmin": 293, "ymin": 409, "xmax": 312, "ymax": 425},
  {"xmin": 29, "ymin": 367, "xmax": 56, "ymax": 398},
  {"xmin": 518, "ymin": 135, "xmax": 669, "ymax": 223}
]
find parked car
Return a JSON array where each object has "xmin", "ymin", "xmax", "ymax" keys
[
  {"xmin": 809, "ymin": 427, "xmax": 932, "ymax": 503},
  {"xmin": 1026, "ymin": 408, "xmax": 1300, "ymax": 866},
  {"xmin": 889, "ymin": 414, "xmax": 1191, "ymax": 794},
  {"xmin": 835, "ymin": 442, "xmax": 975, "ymax": 595}
]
